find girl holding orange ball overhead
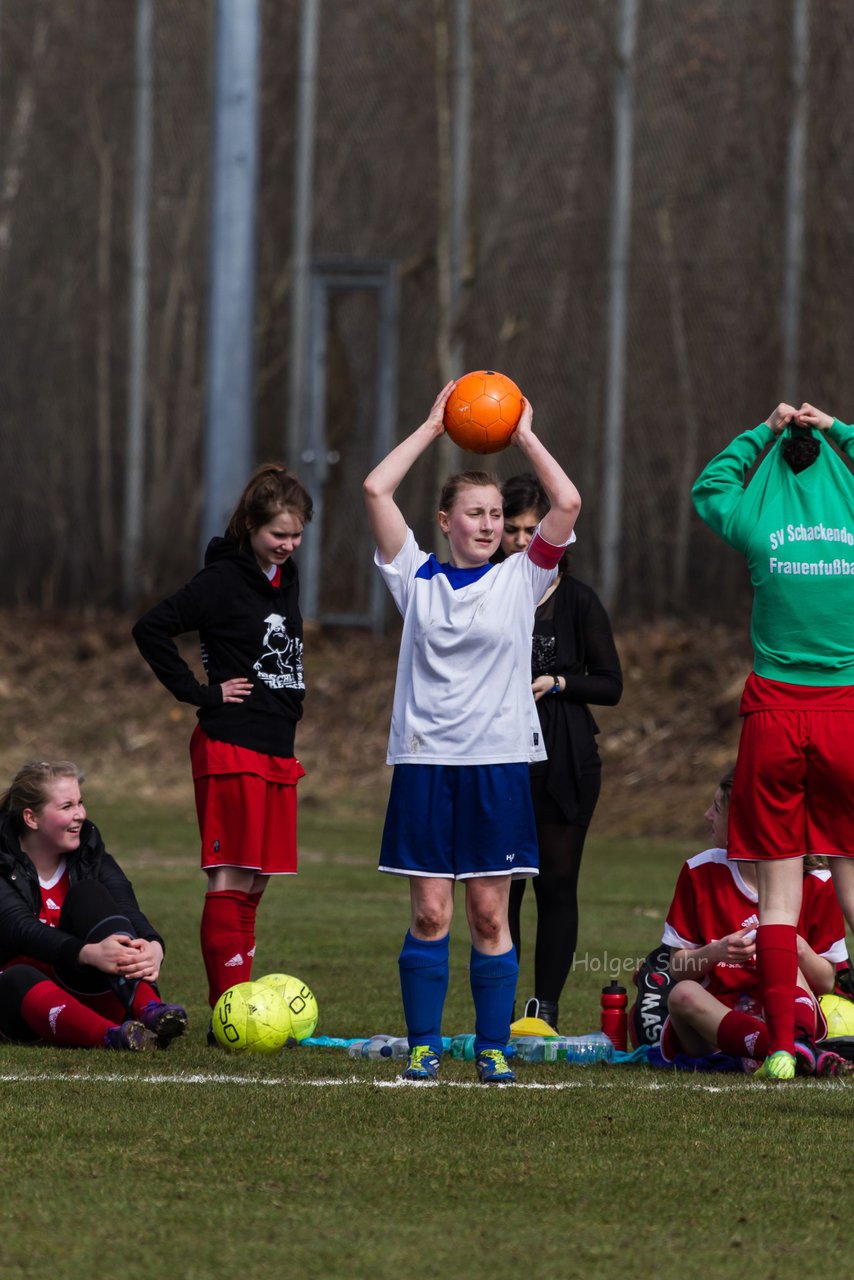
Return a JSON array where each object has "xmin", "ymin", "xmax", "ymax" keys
[
  {"xmin": 363, "ymin": 380, "xmax": 581, "ymax": 1084},
  {"xmin": 133, "ymin": 465, "xmax": 313, "ymax": 1021}
]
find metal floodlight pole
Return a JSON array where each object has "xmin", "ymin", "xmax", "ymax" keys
[
  {"xmin": 122, "ymin": 0, "xmax": 153, "ymax": 607},
  {"xmin": 599, "ymin": 0, "xmax": 638, "ymax": 612},
  {"xmin": 435, "ymin": 0, "xmax": 472, "ymax": 507},
  {"xmin": 287, "ymin": 0, "xmax": 320, "ymax": 470},
  {"xmin": 449, "ymin": 0, "xmax": 471, "ymax": 359},
  {"xmin": 780, "ymin": 0, "xmax": 810, "ymax": 401},
  {"xmin": 201, "ymin": 0, "xmax": 261, "ymax": 556}
]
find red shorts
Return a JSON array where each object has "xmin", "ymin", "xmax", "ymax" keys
[
  {"xmin": 190, "ymin": 727, "xmax": 305, "ymax": 875},
  {"xmin": 730, "ymin": 708, "xmax": 854, "ymax": 860}
]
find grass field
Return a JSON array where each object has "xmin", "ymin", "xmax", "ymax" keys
[{"xmin": 1, "ymin": 800, "xmax": 851, "ymax": 1280}]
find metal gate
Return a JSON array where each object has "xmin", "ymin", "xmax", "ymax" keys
[{"xmin": 297, "ymin": 258, "xmax": 399, "ymax": 630}]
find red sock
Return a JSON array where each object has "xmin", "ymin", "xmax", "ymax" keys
[
  {"xmin": 718, "ymin": 1009, "xmax": 769, "ymax": 1060},
  {"xmin": 129, "ymin": 981, "xmax": 164, "ymax": 1019},
  {"xmin": 245, "ymin": 890, "xmax": 262, "ymax": 966},
  {"xmin": 201, "ymin": 890, "xmax": 257, "ymax": 1007},
  {"xmin": 21, "ymin": 980, "xmax": 115, "ymax": 1048},
  {"xmin": 794, "ymin": 986, "xmax": 818, "ymax": 1042},
  {"xmin": 757, "ymin": 923, "xmax": 798, "ymax": 1056}
]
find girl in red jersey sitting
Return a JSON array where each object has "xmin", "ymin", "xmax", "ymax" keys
[
  {"xmin": 0, "ymin": 760, "xmax": 187, "ymax": 1050},
  {"xmin": 661, "ymin": 767, "xmax": 851, "ymax": 1076}
]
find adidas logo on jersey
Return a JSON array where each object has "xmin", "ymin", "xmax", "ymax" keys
[
  {"xmin": 45, "ymin": 898, "xmax": 60, "ymax": 911},
  {"xmin": 224, "ymin": 953, "xmax": 244, "ymax": 968},
  {"xmin": 49, "ymin": 1004, "xmax": 67, "ymax": 1034}
]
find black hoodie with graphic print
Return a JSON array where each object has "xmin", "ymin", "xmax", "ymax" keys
[{"xmin": 132, "ymin": 536, "xmax": 305, "ymax": 756}]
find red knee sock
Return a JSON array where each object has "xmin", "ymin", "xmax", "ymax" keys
[
  {"xmin": 200, "ymin": 890, "xmax": 258, "ymax": 1007},
  {"xmin": 84, "ymin": 981, "xmax": 162, "ymax": 1025},
  {"xmin": 21, "ymin": 980, "xmax": 115, "ymax": 1048},
  {"xmin": 718, "ymin": 1009, "xmax": 769, "ymax": 1060},
  {"xmin": 246, "ymin": 889, "xmax": 263, "ymax": 965},
  {"xmin": 756, "ymin": 923, "xmax": 798, "ymax": 1057},
  {"xmin": 129, "ymin": 981, "xmax": 164, "ymax": 1019},
  {"xmin": 794, "ymin": 985, "xmax": 818, "ymax": 1042}
]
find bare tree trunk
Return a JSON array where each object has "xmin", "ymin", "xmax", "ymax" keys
[
  {"xmin": 86, "ymin": 86, "xmax": 115, "ymax": 560},
  {"xmin": 599, "ymin": 0, "xmax": 638, "ymax": 612},
  {"xmin": 0, "ymin": 12, "xmax": 49, "ymax": 291},
  {"xmin": 433, "ymin": 0, "xmax": 467, "ymax": 528},
  {"xmin": 657, "ymin": 205, "xmax": 700, "ymax": 603},
  {"xmin": 151, "ymin": 172, "xmax": 201, "ymax": 484}
]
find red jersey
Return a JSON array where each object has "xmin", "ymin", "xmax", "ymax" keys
[
  {"xmin": 38, "ymin": 862, "xmax": 70, "ymax": 928},
  {"xmin": 1, "ymin": 862, "xmax": 70, "ymax": 976},
  {"xmin": 662, "ymin": 847, "xmax": 846, "ymax": 999}
]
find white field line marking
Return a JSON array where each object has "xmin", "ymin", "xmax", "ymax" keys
[{"xmin": 0, "ymin": 1070, "xmax": 845, "ymax": 1093}]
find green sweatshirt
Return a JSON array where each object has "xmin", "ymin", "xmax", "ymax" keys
[{"xmin": 692, "ymin": 420, "xmax": 854, "ymax": 685}]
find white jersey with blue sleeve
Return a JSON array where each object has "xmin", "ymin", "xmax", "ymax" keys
[{"xmin": 376, "ymin": 525, "xmax": 572, "ymax": 765}]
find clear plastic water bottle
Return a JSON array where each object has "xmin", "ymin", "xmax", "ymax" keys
[
  {"xmin": 510, "ymin": 1032, "xmax": 614, "ymax": 1064},
  {"xmin": 347, "ymin": 1035, "xmax": 404, "ymax": 1059},
  {"xmin": 562, "ymin": 1031, "xmax": 614, "ymax": 1064},
  {"xmin": 510, "ymin": 1035, "xmax": 551, "ymax": 1062}
]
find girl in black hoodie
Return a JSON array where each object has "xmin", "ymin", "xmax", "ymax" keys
[{"xmin": 133, "ymin": 465, "xmax": 313, "ymax": 1016}]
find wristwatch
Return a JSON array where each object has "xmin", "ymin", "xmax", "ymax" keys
[{"xmin": 550, "ymin": 675, "xmax": 561, "ymax": 695}]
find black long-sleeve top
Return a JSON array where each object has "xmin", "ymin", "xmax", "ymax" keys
[
  {"xmin": 133, "ymin": 536, "xmax": 305, "ymax": 757},
  {"xmin": 530, "ymin": 575, "xmax": 623, "ymax": 823}
]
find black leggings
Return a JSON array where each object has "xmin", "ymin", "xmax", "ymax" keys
[
  {"xmin": 509, "ymin": 769, "xmax": 601, "ymax": 1003},
  {"xmin": 0, "ymin": 880, "xmax": 139, "ymax": 1038}
]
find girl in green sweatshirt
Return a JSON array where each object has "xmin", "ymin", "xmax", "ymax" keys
[{"xmin": 692, "ymin": 402, "xmax": 854, "ymax": 1081}]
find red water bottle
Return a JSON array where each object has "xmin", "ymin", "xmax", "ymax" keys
[{"xmin": 600, "ymin": 981, "xmax": 628, "ymax": 1051}]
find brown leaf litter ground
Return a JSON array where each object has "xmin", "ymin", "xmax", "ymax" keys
[{"xmin": 0, "ymin": 612, "xmax": 752, "ymax": 840}]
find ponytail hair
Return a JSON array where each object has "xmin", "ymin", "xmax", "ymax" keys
[
  {"xmin": 0, "ymin": 760, "xmax": 83, "ymax": 834},
  {"xmin": 226, "ymin": 464, "xmax": 313, "ymax": 547}
]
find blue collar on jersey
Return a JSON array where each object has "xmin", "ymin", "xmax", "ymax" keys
[{"xmin": 415, "ymin": 555, "xmax": 495, "ymax": 590}]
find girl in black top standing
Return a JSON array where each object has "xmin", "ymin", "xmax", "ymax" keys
[
  {"xmin": 133, "ymin": 465, "xmax": 313, "ymax": 1015},
  {"xmin": 498, "ymin": 474, "xmax": 622, "ymax": 1032}
]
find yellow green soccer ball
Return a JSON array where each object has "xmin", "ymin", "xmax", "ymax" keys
[
  {"xmin": 211, "ymin": 980, "xmax": 290, "ymax": 1053},
  {"xmin": 256, "ymin": 973, "xmax": 319, "ymax": 1042},
  {"xmin": 819, "ymin": 992, "xmax": 854, "ymax": 1039}
]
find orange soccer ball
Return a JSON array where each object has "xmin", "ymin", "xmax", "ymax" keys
[{"xmin": 443, "ymin": 370, "xmax": 523, "ymax": 454}]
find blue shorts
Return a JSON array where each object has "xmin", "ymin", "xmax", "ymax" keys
[{"xmin": 378, "ymin": 763, "xmax": 539, "ymax": 880}]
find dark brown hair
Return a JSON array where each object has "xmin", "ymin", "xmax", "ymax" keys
[
  {"xmin": 498, "ymin": 471, "xmax": 571, "ymax": 572},
  {"xmin": 226, "ymin": 464, "xmax": 313, "ymax": 547},
  {"xmin": 501, "ymin": 472, "xmax": 549, "ymax": 522},
  {"xmin": 718, "ymin": 766, "xmax": 736, "ymax": 804}
]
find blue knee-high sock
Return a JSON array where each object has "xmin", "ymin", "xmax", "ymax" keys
[
  {"xmin": 398, "ymin": 931, "xmax": 450, "ymax": 1056},
  {"xmin": 470, "ymin": 945, "xmax": 518, "ymax": 1055}
]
